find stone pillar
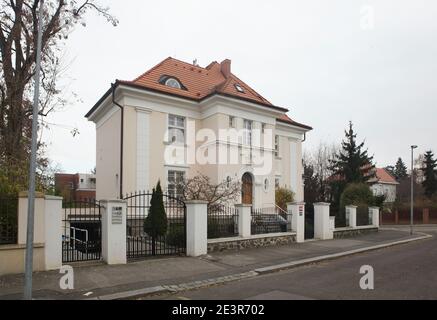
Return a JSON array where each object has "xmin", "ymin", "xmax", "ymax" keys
[
  {"xmin": 101, "ymin": 200, "xmax": 127, "ymax": 265},
  {"xmin": 18, "ymin": 192, "xmax": 45, "ymax": 245},
  {"xmin": 314, "ymin": 203, "xmax": 333, "ymax": 240},
  {"xmin": 186, "ymin": 200, "xmax": 208, "ymax": 257},
  {"xmin": 287, "ymin": 202, "xmax": 305, "ymax": 243},
  {"xmin": 236, "ymin": 204, "xmax": 252, "ymax": 238},
  {"xmin": 44, "ymin": 195, "xmax": 63, "ymax": 270},
  {"xmin": 369, "ymin": 207, "xmax": 380, "ymax": 228},
  {"xmin": 346, "ymin": 206, "xmax": 357, "ymax": 228},
  {"xmin": 423, "ymin": 208, "xmax": 430, "ymax": 225}
]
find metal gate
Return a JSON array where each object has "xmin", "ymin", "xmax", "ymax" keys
[
  {"xmin": 124, "ymin": 192, "xmax": 186, "ymax": 260},
  {"xmin": 62, "ymin": 200, "xmax": 102, "ymax": 263}
]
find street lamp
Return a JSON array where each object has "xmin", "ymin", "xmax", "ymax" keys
[{"xmin": 410, "ymin": 145, "xmax": 418, "ymax": 235}]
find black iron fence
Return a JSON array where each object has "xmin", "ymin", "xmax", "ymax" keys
[
  {"xmin": 0, "ymin": 197, "xmax": 18, "ymax": 245},
  {"xmin": 207, "ymin": 205, "xmax": 238, "ymax": 239},
  {"xmin": 357, "ymin": 206, "xmax": 371, "ymax": 226},
  {"xmin": 251, "ymin": 207, "xmax": 291, "ymax": 235},
  {"xmin": 124, "ymin": 191, "xmax": 186, "ymax": 260},
  {"xmin": 62, "ymin": 200, "xmax": 102, "ymax": 263}
]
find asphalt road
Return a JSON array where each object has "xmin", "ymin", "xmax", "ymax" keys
[{"xmin": 146, "ymin": 227, "xmax": 437, "ymax": 300}]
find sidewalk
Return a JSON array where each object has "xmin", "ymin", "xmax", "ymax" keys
[{"xmin": 0, "ymin": 228, "xmax": 431, "ymax": 300}]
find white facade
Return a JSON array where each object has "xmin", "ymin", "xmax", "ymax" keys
[
  {"xmin": 371, "ymin": 183, "xmax": 397, "ymax": 203},
  {"xmin": 88, "ymin": 84, "xmax": 310, "ymax": 207}
]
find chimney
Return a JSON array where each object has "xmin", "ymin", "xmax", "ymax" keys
[{"xmin": 221, "ymin": 59, "xmax": 231, "ymax": 78}]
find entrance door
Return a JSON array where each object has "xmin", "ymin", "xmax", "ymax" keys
[{"xmin": 242, "ymin": 173, "xmax": 253, "ymax": 205}]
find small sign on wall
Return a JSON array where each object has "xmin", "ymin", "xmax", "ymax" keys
[
  {"xmin": 112, "ymin": 207, "xmax": 123, "ymax": 225},
  {"xmin": 299, "ymin": 205, "xmax": 304, "ymax": 216}
]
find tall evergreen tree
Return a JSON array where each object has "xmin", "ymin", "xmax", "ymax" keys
[
  {"xmin": 144, "ymin": 181, "xmax": 168, "ymax": 255},
  {"xmin": 394, "ymin": 157, "xmax": 408, "ymax": 180},
  {"xmin": 330, "ymin": 122, "xmax": 375, "ymax": 184},
  {"xmin": 422, "ymin": 151, "xmax": 437, "ymax": 198}
]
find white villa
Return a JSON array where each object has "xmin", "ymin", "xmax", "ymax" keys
[
  {"xmin": 85, "ymin": 57, "xmax": 312, "ymax": 208},
  {"xmin": 370, "ymin": 168, "xmax": 399, "ymax": 203}
]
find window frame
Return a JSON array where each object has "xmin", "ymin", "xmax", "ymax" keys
[
  {"xmin": 167, "ymin": 170, "xmax": 186, "ymax": 199},
  {"xmin": 168, "ymin": 114, "xmax": 186, "ymax": 144},
  {"xmin": 274, "ymin": 135, "xmax": 280, "ymax": 157},
  {"xmin": 243, "ymin": 119, "xmax": 253, "ymax": 146},
  {"xmin": 165, "ymin": 78, "xmax": 182, "ymax": 89}
]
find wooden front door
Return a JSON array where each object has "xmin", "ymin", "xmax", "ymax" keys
[{"xmin": 242, "ymin": 173, "xmax": 253, "ymax": 205}]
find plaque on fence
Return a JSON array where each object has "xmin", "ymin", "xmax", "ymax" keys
[{"xmin": 112, "ymin": 207, "xmax": 123, "ymax": 225}]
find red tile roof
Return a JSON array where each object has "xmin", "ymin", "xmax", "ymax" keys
[
  {"xmin": 121, "ymin": 57, "xmax": 274, "ymax": 106},
  {"xmin": 87, "ymin": 57, "xmax": 312, "ymax": 131},
  {"xmin": 375, "ymin": 168, "xmax": 399, "ymax": 184}
]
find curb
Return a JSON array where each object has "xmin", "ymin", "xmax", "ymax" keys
[
  {"xmin": 92, "ymin": 233, "xmax": 433, "ymax": 300},
  {"xmin": 254, "ymin": 234, "xmax": 432, "ymax": 274}
]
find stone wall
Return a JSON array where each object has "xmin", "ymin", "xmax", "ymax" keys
[
  {"xmin": 207, "ymin": 234, "xmax": 296, "ymax": 253},
  {"xmin": 334, "ymin": 227, "xmax": 379, "ymax": 239}
]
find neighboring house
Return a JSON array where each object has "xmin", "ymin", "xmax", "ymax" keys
[
  {"xmin": 369, "ymin": 168, "xmax": 399, "ymax": 203},
  {"xmin": 85, "ymin": 57, "xmax": 312, "ymax": 208},
  {"xmin": 55, "ymin": 173, "xmax": 96, "ymax": 202}
]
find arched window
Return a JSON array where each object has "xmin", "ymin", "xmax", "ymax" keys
[{"xmin": 165, "ymin": 78, "xmax": 182, "ymax": 89}]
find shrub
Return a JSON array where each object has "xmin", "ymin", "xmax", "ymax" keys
[
  {"xmin": 340, "ymin": 183, "xmax": 374, "ymax": 209},
  {"xmin": 276, "ymin": 188, "xmax": 295, "ymax": 212},
  {"xmin": 165, "ymin": 224, "xmax": 185, "ymax": 247}
]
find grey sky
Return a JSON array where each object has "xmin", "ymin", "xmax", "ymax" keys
[{"xmin": 44, "ymin": 0, "xmax": 437, "ymax": 173}]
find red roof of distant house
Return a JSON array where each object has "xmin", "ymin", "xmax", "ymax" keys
[
  {"xmin": 374, "ymin": 168, "xmax": 399, "ymax": 184},
  {"xmin": 86, "ymin": 57, "xmax": 311, "ymax": 131}
]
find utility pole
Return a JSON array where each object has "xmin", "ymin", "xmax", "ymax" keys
[
  {"xmin": 24, "ymin": 0, "xmax": 44, "ymax": 300},
  {"xmin": 410, "ymin": 145, "xmax": 418, "ymax": 236}
]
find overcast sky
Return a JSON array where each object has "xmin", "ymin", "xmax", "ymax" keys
[{"xmin": 44, "ymin": 0, "xmax": 437, "ymax": 173}]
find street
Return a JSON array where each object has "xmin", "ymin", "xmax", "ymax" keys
[{"xmin": 145, "ymin": 227, "xmax": 437, "ymax": 300}]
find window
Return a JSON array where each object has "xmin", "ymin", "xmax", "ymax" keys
[
  {"xmin": 229, "ymin": 116, "xmax": 235, "ymax": 128},
  {"xmin": 243, "ymin": 120, "xmax": 253, "ymax": 146},
  {"xmin": 235, "ymin": 84, "xmax": 245, "ymax": 93},
  {"xmin": 168, "ymin": 171, "xmax": 185, "ymax": 198},
  {"xmin": 264, "ymin": 178, "xmax": 269, "ymax": 192},
  {"xmin": 165, "ymin": 78, "xmax": 182, "ymax": 89},
  {"xmin": 275, "ymin": 178, "xmax": 280, "ymax": 189},
  {"xmin": 261, "ymin": 123, "xmax": 266, "ymax": 134},
  {"xmin": 226, "ymin": 176, "xmax": 232, "ymax": 188},
  {"xmin": 274, "ymin": 135, "xmax": 280, "ymax": 157},
  {"xmin": 168, "ymin": 114, "xmax": 185, "ymax": 144}
]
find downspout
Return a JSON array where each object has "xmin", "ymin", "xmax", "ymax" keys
[
  {"xmin": 112, "ymin": 83, "xmax": 124, "ymax": 199},
  {"xmin": 302, "ymin": 132, "xmax": 307, "ymax": 142}
]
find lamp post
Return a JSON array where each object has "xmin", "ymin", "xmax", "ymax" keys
[
  {"xmin": 410, "ymin": 145, "xmax": 418, "ymax": 236},
  {"xmin": 24, "ymin": 0, "xmax": 44, "ymax": 300}
]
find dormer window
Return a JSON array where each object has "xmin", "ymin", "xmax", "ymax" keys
[
  {"xmin": 159, "ymin": 75, "xmax": 187, "ymax": 90},
  {"xmin": 165, "ymin": 78, "xmax": 182, "ymax": 89},
  {"xmin": 235, "ymin": 84, "xmax": 245, "ymax": 93}
]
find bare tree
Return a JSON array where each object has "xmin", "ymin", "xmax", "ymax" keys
[
  {"xmin": 0, "ymin": 0, "xmax": 117, "ymax": 193},
  {"xmin": 304, "ymin": 142, "xmax": 338, "ymax": 202},
  {"xmin": 180, "ymin": 173, "xmax": 241, "ymax": 209}
]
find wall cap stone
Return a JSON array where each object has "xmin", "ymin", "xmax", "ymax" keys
[
  {"xmin": 234, "ymin": 204, "xmax": 252, "ymax": 208},
  {"xmin": 19, "ymin": 191, "xmax": 45, "ymax": 198},
  {"xmin": 45, "ymin": 195, "xmax": 63, "ymax": 201},
  {"xmin": 185, "ymin": 200, "xmax": 209, "ymax": 205},
  {"xmin": 314, "ymin": 202, "xmax": 331, "ymax": 206}
]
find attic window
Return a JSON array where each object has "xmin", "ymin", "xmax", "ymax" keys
[
  {"xmin": 235, "ymin": 84, "xmax": 245, "ymax": 93},
  {"xmin": 165, "ymin": 78, "xmax": 182, "ymax": 89}
]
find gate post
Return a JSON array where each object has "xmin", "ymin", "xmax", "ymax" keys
[
  {"xmin": 235, "ymin": 204, "xmax": 252, "ymax": 238},
  {"xmin": 101, "ymin": 200, "xmax": 127, "ymax": 265},
  {"xmin": 44, "ymin": 195, "xmax": 63, "ymax": 270},
  {"xmin": 346, "ymin": 206, "xmax": 357, "ymax": 228},
  {"xmin": 369, "ymin": 207, "xmax": 380, "ymax": 228},
  {"xmin": 314, "ymin": 203, "xmax": 333, "ymax": 240},
  {"xmin": 186, "ymin": 200, "xmax": 208, "ymax": 257},
  {"xmin": 287, "ymin": 202, "xmax": 305, "ymax": 243}
]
